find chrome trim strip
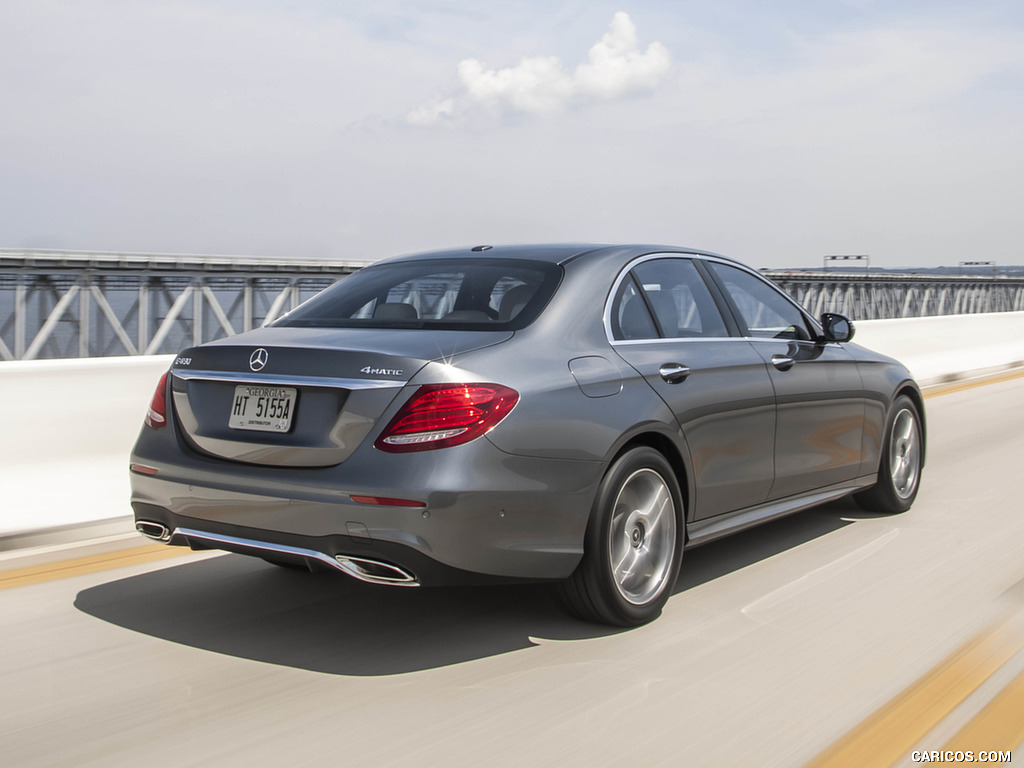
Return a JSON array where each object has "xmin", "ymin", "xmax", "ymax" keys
[
  {"xmin": 171, "ymin": 369, "xmax": 404, "ymax": 390},
  {"xmin": 685, "ymin": 475, "xmax": 876, "ymax": 547},
  {"xmin": 609, "ymin": 336, "xmax": 840, "ymax": 347},
  {"xmin": 170, "ymin": 527, "xmax": 420, "ymax": 587},
  {"xmin": 609, "ymin": 336, "xmax": 750, "ymax": 346}
]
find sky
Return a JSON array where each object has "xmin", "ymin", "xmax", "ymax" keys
[{"xmin": 1, "ymin": 0, "xmax": 1023, "ymax": 268}]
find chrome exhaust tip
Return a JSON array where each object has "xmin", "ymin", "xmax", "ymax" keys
[
  {"xmin": 136, "ymin": 521, "xmax": 171, "ymax": 542},
  {"xmin": 335, "ymin": 556, "xmax": 418, "ymax": 586}
]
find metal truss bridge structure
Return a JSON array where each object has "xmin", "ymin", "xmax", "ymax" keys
[
  {"xmin": 763, "ymin": 269, "xmax": 1024, "ymax": 322},
  {"xmin": 0, "ymin": 249, "xmax": 371, "ymax": 361},
  {"xmin": 2, "ymin": 249, "xmax": 1024, "ymax": 360}
]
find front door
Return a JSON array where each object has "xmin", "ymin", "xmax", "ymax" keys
[{"xmin": 704, "ymin": 262, "xmax": 867, "ymax": 500}]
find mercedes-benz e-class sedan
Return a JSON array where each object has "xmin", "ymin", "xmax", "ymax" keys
[{"xmin": 130, "ymin": 244, "xmax": 924, "ymax": 625}]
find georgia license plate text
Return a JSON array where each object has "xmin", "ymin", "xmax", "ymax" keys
[{"xmin": 228, "ymin": 385, "xmax": 296, "ymax": 432}]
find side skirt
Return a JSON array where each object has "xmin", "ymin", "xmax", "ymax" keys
[{"xmin": 685, "ymin": 474, "xmax": 877, "ymax": 548}]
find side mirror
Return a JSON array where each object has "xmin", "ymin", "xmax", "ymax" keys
[{"xmin": 820, "ymin": 313, "xmax": 855, "ymax": 343}]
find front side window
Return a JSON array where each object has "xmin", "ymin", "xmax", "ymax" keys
[
  {"xmin": 708, "ymin": 263, "xmax": 812, "ymax": 340},
  {"xmin": 610, "ymin": 257, "xmax": 728, "ymax": 341},
  {"xmin": 274, "ymin": 259, "xmax": 561, "ymax": 331}
]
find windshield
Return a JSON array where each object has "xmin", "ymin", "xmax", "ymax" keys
[{"xmin": 272, "ymin": 258, "xmax": 562, "ymax": 330}]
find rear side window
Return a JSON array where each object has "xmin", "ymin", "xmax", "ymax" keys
[
  {"xmin": 631, "ymin": 259, "xmax": 728, "ymax": 338},
  {"xmin": 610, "ymin": 257, "xmax": 728, "ymax": 340},
  {"xmin": 274, "ymin": 259, "xmax": 561, "ymax": 330}
]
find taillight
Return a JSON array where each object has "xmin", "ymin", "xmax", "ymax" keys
[
  {"xmin": 375, "ymin": 383, "xmax": 519, "ymax": 453},
  {"xmin": 145, "ymin": 372, "xmax": 169, "ymax": 429}
]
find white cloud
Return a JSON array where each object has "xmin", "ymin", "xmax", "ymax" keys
[
  {"xmin": 573, "ymin": 11, "xmax": 672, "ymax": 99},
  {"xmin": 458, "ymin": 55, "xmax": 573, "ymax": 114},
  {"xmin": 405, "ymin": 97, "xmax": 455, "ymax": 126},
  {"xmin": 406, "ymin": 12, "xmax": 671, "ymax": 124}
]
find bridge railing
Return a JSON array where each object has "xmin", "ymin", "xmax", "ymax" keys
[
  {"xmin": 763, "ymin": 271, "xmax": 1024, "ymax": 320},
  {"xmin": 4, "ymin": 250, "xmax": 1024, "ymax": 359},
  {"xmin": 0, "ymin": 249, "xmax": 368, "ymax": 360}
]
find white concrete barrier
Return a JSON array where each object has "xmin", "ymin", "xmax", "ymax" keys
[
  {"xmin": 0, "ymin": 355, "xmax": 173, "ymax": 538},
  {"xmin": 1, "ymin": 312, "xmax": 1023, "ymax": 540},
  {"xmin": 855, "ymin": 312, "xmax": 1024, "ymax": 385},
  {"xmin": 0, "ymin": 355, "xmax": 174, "ymax": 467}
]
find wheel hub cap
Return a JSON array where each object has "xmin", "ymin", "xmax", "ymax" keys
[
  {"xmin": 608, "ymin": 469, "xmax": 677, "ymax": 606},
  {"xmin": 889, "ymin": 408, "xmax": 921, "ymax": 500}
]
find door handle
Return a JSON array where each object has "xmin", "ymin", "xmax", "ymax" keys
[
  {"xmin": 771, "ymin": 354, "xmax": 795, "ymax": 371},
  {"xmin": 659, "ymin": 363, "xmax": 691, "ymax": 384}
]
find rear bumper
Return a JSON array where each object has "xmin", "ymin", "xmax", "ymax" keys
[
  {"xmin": 129, "ymin": 438, "xmax": 603, "ymax": 585},
  {"xmin": 132, "ymin": 506, "xmax": 504, "ymax": 586}
]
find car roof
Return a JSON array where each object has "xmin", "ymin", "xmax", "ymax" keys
[{"xmin": 376, "ymin": 243, "xmax": 742, "ymax": 268}]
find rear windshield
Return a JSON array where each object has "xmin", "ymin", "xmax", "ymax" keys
[{"xmin": 273, "ymin": 258, "xmax": 562, "ymax": 330}]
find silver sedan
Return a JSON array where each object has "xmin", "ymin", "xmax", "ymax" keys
[{"xmin": 130, "ymin": 244, "xmax": 924, "ymax": 625}]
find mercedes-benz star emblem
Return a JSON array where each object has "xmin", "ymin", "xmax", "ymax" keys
[{"xmin": 249, "ymin": 348, "xmax": 269, "ymax": 372}]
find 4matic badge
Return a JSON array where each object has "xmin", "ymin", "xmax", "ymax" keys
[{"xmin": 361, "ymin": 365, "xmax": 403, "ymax": 377}]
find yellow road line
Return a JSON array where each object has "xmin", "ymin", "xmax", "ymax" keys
[
  {"xmin": 924, "ymin": 368, "xmax": 1024, "ymax": 399},
  {"xmin": 0, "ymin": 544, "xmax": 196, "ymax": 591},
  {"xmin": 943, "ymin": 663, "xmax": 1024, "ymax": 754},
  {"xmin": 803, "ymin": 618, "xmax": 1024, "ymax": 768}
]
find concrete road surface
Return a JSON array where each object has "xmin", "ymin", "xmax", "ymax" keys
[{"xmin": 3, "ymin": 375, "xmax": 1024, "ymax": 768}]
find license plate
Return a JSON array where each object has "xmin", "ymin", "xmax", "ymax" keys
[{"xmin": 228, "ymin": 385, "xmax": 296, "ymax": 432}]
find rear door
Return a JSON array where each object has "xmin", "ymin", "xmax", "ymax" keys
[{"xmin": 608, "ymin": 256, "xmax": 776, "ymax": 519}]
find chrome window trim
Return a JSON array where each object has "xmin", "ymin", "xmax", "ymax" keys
[
  {"xmin": 171, "ymin": 369, "xmax": 404, "ymax": 390},
  {"xmin": 603, "ymin": 252, "xmax": 733, "ymax": 343},
  {"xmin": 604, "ymin": 252, "xmax": 825, "ymax": 346},
  {"xmin": 609, "ymin": 336, "xmax": 753, "ymax": 347},
  {"xmin": 742, "ymin": 336, "xmax": 837, "ymax": 346},
  {"xmin": 610, "ymin": 335, "xmax": 841, "ymax": 348}
]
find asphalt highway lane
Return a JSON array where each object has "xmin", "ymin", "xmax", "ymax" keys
[{"xmin": 3, "ymin": 376, "xmax": 1024, "ymax": 767}]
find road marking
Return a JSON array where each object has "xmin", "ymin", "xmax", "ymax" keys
[
  {"xmin": 803, "ymin": 617, "xmax": 1024, "ymax": 768},
  {"xmin": 0, "ymin": 544, "xmax": 197, "ymax": 591},
  {"xmin": 943, "ymin": 663, "xmax": 1024, "ymax": 754},
  {"xmin": 924, "ymin": 368, "xmax": 1024, "ymax": 399}
]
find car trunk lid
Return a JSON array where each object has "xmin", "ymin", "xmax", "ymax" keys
[{"xmin": 168, "ymin": 328, "xmax": 511, "ymax": 467}]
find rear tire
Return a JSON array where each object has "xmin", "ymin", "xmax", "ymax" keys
[
  {"xmin": 555, "ymin": 447, "xmax": 684, "ymax": 626},
  {"xmin": 855, "ymin": 395, "xmax": 923, "ymax": 514}
]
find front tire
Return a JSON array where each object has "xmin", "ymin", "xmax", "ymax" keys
[
  {"xmin": 555, "ymin": 446, "xmax": 684, "ymax": 626},
  {"xmin": 855, "ymin": 395, "xmax": 923, "ymax": 514}
]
